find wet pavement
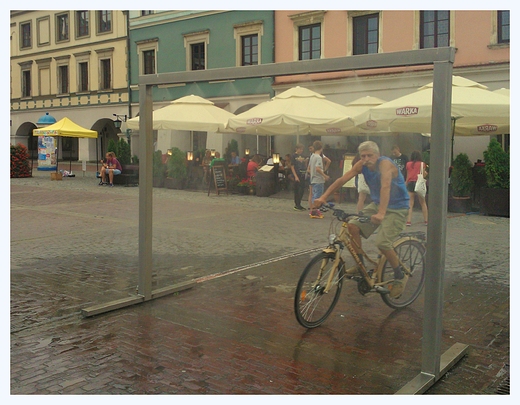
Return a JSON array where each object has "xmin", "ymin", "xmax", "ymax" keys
[{"xmin": 10, "ymin": 168, "xmax": 510, "ymax": 395}]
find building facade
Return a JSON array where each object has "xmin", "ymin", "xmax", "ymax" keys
[
  {"xmin": 11, "ymin": 10, "xmax": 510, "ymax": 165},
  {"xmin": 270, "ymin": 10, "xmax": 510, "ymax": 161},
  {"xmin": 10, "ymin": 10, "xmax": 130, "ymax": 162},
  {"xmin": 127, "ymin": 10, "xmax": 275, "ymax": 159}
]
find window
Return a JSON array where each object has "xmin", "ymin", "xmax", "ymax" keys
[
  {"xmin": 58, "ymin": 65, "xmax": 69, "ymax": 94},
  {"xmin": 137, "ymin": 39, "xmax": 158, "ymax": 75},
  {"xmin": 56, "ymin": 13, "xmax": 69, "ymax": 42},
  {"xmin": 20, "ymin": 21, "xmax": 31, "ymax": 49},
  {"xmin": 353, "ymin": 13, "xmax": 379, "ymax": 55},
  {"xmin": 299, "ymin": 24, "xmax": 321, "ymax": 60},
  {"xmin": 100, "ymin": 59, "xmax": 111, "ymax": 90},
  {"xmin": 191, "ymin": 43, "xmax": 205, "ymax": 70},
  {"xmin": 22, "ymin": 68, "xmax": 31, "ymax": 98},
  {"xmin": 234, "ymin": 22, "xmax": 263, "ymax": 67},
  {"xmin": 37, "ymin": 17, "xmax": 50, "ymax": 46},
  {"xmin": 498, "ymin": 10, "xmax": 510, "ymax": 44},
  {"xmin": 78, "ymin": 62, "xmax": 89, "ymax": 92},
  {"xmin": 143, "ymin": 50, "xmax": 155, "ymax": 74},
  {"xmin": 76, "ymin": 11, "xmax": 89, "ymax": 38},
  {"xmin": 290, "ymin": 11, "xmax": 325, "ymax": 61},
  {"xmin": 141, "ymin": 11, "xmax": 153, "ymax": 16},
  {"xmin": 241, "ymin": 34, "xmax": 258, "ymax": 66},
  {"xmin": 97, "ymin": 11, "xmax": 112, "ymax": 34},
  {"xmin": 420, "ymin": 11, "xmax": 450, "ymax": 49},
  {"xmin": 184, "ymin": 31, "xmax": 209, "ymax": 71}
]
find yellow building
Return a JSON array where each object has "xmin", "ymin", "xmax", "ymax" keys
[{"xmin": 10, "ymin": 10, "xmax": 130, "ymax": 163}]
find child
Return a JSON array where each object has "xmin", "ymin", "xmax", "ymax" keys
[{"xmin": 308, "ymin": 141, "xmax": 330, "ymax": 219}]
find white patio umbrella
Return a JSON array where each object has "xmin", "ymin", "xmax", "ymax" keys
[
  {"xmin": 342, "ymin": 96, "xmax": 387, "ymax": 135},
  {"xmin": 126, "ymin": 94, "xmax": 235, "ymax": 133},
  {"xmin": 353, "ymin": 76, "xmax": 510, "ymax": 137},
  {"xmin": 493, "ymin": 88, "xmax": 510, "ymax": 97},
  {"xmin": 225, "ymin": 86, "xmax": 356, "ymax": 136}
]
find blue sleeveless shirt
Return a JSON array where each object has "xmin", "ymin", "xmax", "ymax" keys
[{"xmin": 361, "ymin": 156, "xmax": 409, "ymax": 209}]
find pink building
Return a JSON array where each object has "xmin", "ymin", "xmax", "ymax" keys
[{"xmin": 271, "ymin": 10, "xmax": 509, "ymax": 162}]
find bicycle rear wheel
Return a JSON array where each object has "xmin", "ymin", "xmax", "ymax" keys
[
  {"xmin": 381, "ymin": 239, "xmax": 426, "ymax": 309},
  {"xmin": 294, "ymin": 252, "xmax": 345, "ymax": 328}
]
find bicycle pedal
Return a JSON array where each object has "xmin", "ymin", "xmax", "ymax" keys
[{"xmin": 374, "ymin": 285, "xmax": 390, "ymax": 294}]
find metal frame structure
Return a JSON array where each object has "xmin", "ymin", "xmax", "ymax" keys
[{"xmin": 82, "ymin": 47, "xmax": 468, "ymax": 393}]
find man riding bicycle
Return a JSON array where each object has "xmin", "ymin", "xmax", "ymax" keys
[{"xmin": 313, "ymin": 141, "xmax": 410, "ymax": 298}]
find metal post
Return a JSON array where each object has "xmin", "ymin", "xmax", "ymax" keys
[
  {"xmin": 422, "ymin": 62, "xmax": 452, "ymax": 376},
  {"xmin": 396, "ymin": 59, "xmax": 469, "ymax": 395},
  {"xmin": 138, "ymin": 84, "xmax": 153, "ymax": 300}
]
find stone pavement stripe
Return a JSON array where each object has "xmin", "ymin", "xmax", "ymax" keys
[{"xmin": 195, "ymin": 246, "xmax": 323, "ymax": 282}]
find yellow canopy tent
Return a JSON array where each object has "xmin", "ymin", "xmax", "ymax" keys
[{"xmin": 33, "ymin": 117, "xmax": 98, "ymax": 173}]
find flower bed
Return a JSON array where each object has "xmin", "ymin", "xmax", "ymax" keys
[{"xmin": 10, "ymin": 143, "xmax": 31, "ymax": 178}]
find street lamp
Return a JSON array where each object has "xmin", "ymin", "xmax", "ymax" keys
[
  {"xmin": 186, "ymin": 151, "xmax": 193, "ymax": 188},
  {"xmin": 113, "ymin": 114, "xmax": 127, "ymax": 129}
]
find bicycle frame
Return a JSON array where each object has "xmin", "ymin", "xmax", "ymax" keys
[{"xmin": 322, "ymin": 219, "xmax": 422, "ymax": 294}]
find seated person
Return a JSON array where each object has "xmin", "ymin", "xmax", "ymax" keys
[
  {"xmin": 210, "ymin": 151, "xmax": 226, "ymax": 168},
  {"xmin": 229, "ymin": 151, "xmax": 240, "ymax": 166},
  {"xmin": 99, "ymin": 151, "xmax": 122, "ymax": 186},
  {"xmin": 247, "ymin": 154, "xmax": 262, "ymax": 179}
]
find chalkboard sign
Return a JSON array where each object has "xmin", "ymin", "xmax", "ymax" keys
[{"xmin": 208, "ymin": 165, "xmax": 228, "ymax": 196}]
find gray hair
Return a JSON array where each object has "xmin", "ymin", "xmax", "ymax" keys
[{"xmin": 358, "ymin": 141, "xmax": 380, "ymax": 155}]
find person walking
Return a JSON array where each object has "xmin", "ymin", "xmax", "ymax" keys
[
  {"xmin": 308, "ymin": 141, "xmax": 330, "ymax": 219},
  {"xmin": 307, "ymin": 143, "xmax": 331, "ymax": 211},
  {"xmin": 405, "ymin": 150, "xmax": 429, "ymax": 226},
  {"xmin": 351, "ymin": 153, "xmax": 367, "ymax": 213},
  {"xmin": 290, "ymin": 143, "xmax": 308, "ymax": 211},
  {"xmin": 390, "ymin": 145, "xmax": 409, "ymax": 180}
]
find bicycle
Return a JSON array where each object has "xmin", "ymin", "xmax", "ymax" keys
[{"xmin": 294, "ymin": 204, "xmax": 426, "ymax": 328}]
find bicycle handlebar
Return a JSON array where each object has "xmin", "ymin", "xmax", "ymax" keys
[{"xmin": 322, "ymin": 203, "xmax": 371, "ymax": 223}]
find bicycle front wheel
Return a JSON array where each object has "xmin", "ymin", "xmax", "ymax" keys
[
  {"xmin": 381, "ymin": 239, "xmax": 426, "ymax": 309},
  {"xmin": 294, "ymin": 252, "xmax": 345, "ymax": 328}
]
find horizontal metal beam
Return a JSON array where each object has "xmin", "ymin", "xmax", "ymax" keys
[
  {"xmin": 139, "ymin": 47, "xmax": 456, "ymax": 86},
  {"xmin": 81, "ymin": 280, "xmax": 196, "ymax": 317}
]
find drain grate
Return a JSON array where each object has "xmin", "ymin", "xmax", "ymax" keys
[
  {"xmin": 496, "ymin": 376, "xmax": 510, "ymax": 395},
  {"xmin": 495, "ymin": 363, "xmax": 510, "ymax": 395}
]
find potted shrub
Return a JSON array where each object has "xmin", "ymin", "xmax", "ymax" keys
[
  {"xmin": 165, "ymin": 147, "xmax": 188, "ymax": 189},
  {"xmin": 448, "ymin": 153, "xmax": 474, "ymax": 213},
  {"xmin": 153, "ymin": 149, "xmax": 166, "ymax": 188},
  {"xmin": 480, "ymin": 139, "xmax": 509, "ymax": 217}
]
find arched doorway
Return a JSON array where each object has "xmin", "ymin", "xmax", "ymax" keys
[{"xmin": 91, "ymin": 118, "xmax": 120, "ymax": 159}]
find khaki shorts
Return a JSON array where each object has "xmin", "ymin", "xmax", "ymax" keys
[{"xmin": 349, "ymin": 202, "xmax": 408, "ymax": 250}]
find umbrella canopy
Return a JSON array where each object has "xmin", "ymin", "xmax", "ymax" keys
[
  {"xmin": 225, "ymin": 86, "xmax": 355, "ymax": 136},
  {"xmin": 126, "ymin": 94, "xmax": 236, "ymax": 132},
  {"xmin": 32, "ymin": 117, "xmax": 98, "ymax": 138},
  {"xmin": 353, "ymin": 76, "xmax": 510, "ymax": 137},
  {"xmin": 342, "ymin": 96, "xmax": 387, "ymax": 134},
  {"xmin": 494, "ymin": 88, "xmax": 510, "ymax": 97}
]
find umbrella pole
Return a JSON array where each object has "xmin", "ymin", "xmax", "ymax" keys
[
  {"xmin": 69, "ymin": 137, "xmax": 72, "ymax": 173},
  {"xmin": 56, "ymin": 138, "xmax": 59, "ymax": 173},
  {"xmin": 451, "ymin": 118, "xmax": 455, "ymax": 164}
]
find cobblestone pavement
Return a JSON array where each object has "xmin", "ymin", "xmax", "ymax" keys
[{"xmin": 10, "ymin": 170, "xmax": 510, "ymax": 396}]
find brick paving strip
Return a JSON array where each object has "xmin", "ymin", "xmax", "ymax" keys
[{"xmin": 10, "ymin": 171, "xmax": 509, "ymax": 394}]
